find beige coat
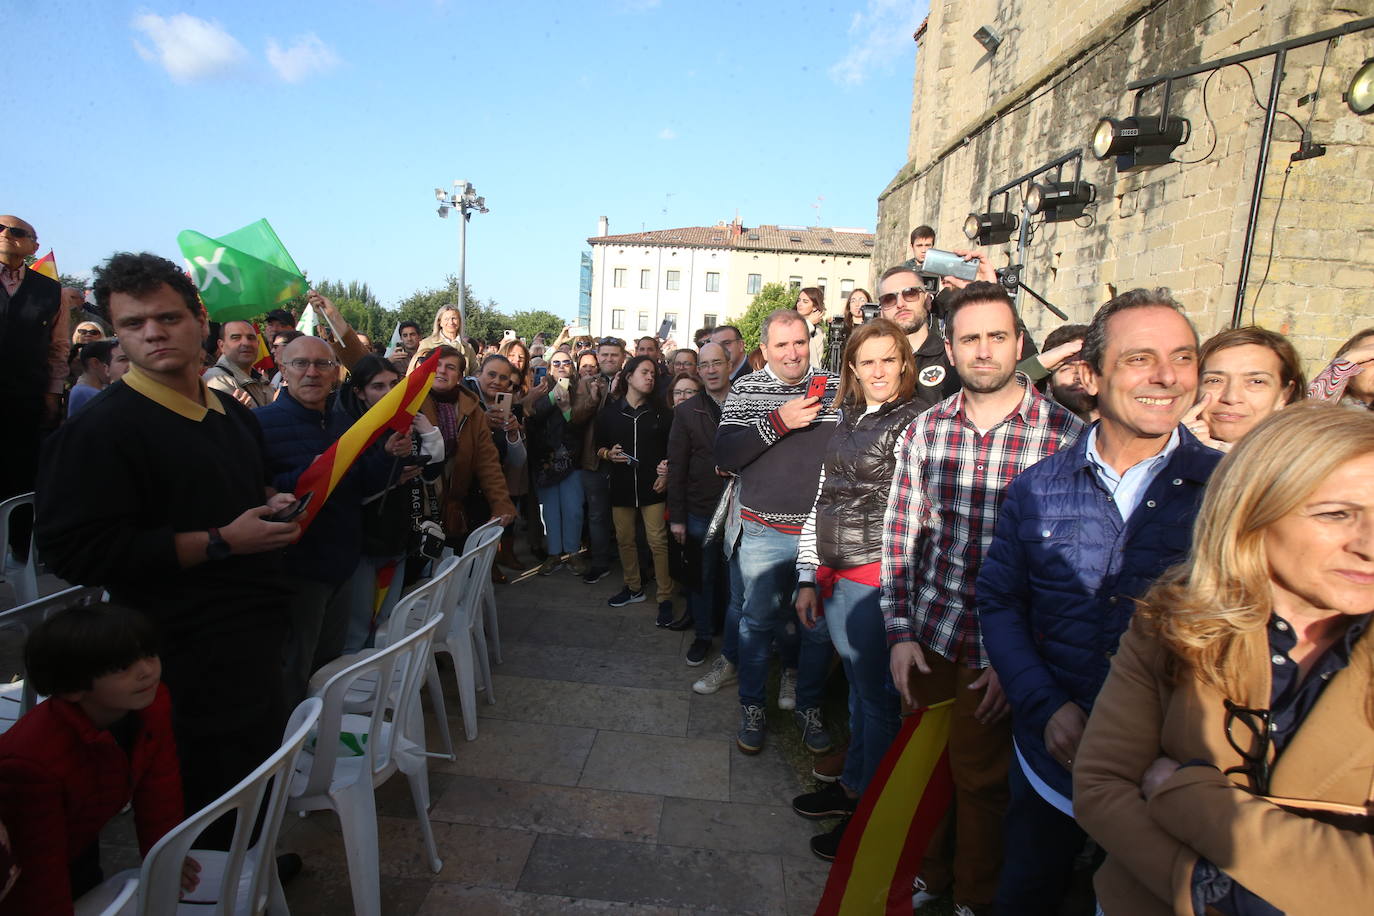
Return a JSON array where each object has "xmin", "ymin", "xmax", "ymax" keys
[{"xmin": 1074, "ymin": 614, "xmax": 1374, "ymax": 915}]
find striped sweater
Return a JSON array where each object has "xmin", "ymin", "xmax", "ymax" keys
[{"xmin": 714, "ymin": 366, "xmax": 840, "ymax": 534}]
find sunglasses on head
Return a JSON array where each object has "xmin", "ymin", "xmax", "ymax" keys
[
  {"xmin": 0, "ymin": 224, "xmax": 34, "ymax": 240},
  {"xmin": 598, "ymin": 337, "xmax": 625, "ymax": 347},
  {"xmin": 877, "ymin": 287, "xmax": 928, "ymax": 310}
]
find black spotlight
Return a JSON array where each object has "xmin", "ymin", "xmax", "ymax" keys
[
  {"xmin": 1347, "ymin": 57, "xmax": 1374, "ymax": 115},
  {"xmin": 1092, "ymin": 116, "xmax": 1190, "ymax": 170},
  {"xmin": 1026, "ymin": 180, "xmax": 1097, "ymax": 221},
  {"xmin": 963, "ymin": 211, "xmax": 1019, "ymax": 245}
]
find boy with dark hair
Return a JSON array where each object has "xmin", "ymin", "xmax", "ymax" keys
[{"xmin": 0, "ymin": 602, "xmax": 197, "ymax": 914}]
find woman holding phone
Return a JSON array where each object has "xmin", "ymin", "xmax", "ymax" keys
[{"xmin": 526, "ymin": 350, "xmax": 589, "ymax": 576}]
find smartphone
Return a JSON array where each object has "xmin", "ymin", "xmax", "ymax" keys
[
  {"xmin": 267, "ymin": 491, "xmax": 312, "ymax": 523},
  {"xmin": 503, "ymin": 329, "xmax": 516, "ymax": 341},
  {"xmin": 494, "ymin": 392, "xmax": 513, "ymax": 413},
  {"xmin": 806, "ymin": 375, "xmax": 828, "ymax": 400},
  {"xmin": 533, "ymin": 365, "xmax": 548, "ymax": 385},
  {"xmin": 921, "ymin": 248, "xmax": 979, "ymax": 281},
  {"xmin": 656, "ymin": 318, "xmax": 673, "ymax": 341}
]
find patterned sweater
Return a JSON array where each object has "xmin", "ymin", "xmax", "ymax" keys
[{"xmin": 714, "ymin": 366, "xmax": 839, "ymax": 534}]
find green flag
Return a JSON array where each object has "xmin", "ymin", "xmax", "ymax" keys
[{"xmin": 177, "ymin": 218, "xmax": 306, "ymax": 322}]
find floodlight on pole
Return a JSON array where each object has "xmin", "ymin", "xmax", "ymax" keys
[
  {"xmin": 432, "ymin": 179, "xmax": 490, "ymax": 330},
  {"xmin": 1348, "ymin": 57, "xmax": 1374, "ymax": 114}
]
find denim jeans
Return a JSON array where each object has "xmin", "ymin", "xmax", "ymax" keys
[
  {"xmin": 538, "ymin": 472, "xmax": 585, "ymax": 556},
  {"xmin": 736, "ymin": 519, "xmax": 831, "ymax": 709},
  {"xmin": 824, "ymin": 577, "xmax": 901, "ymax": 796},
  {"xmin": 580, "ymin": 468, "xmax": 611, "ymax": 568},
  {"xmin": 685, "ymin": 513, "xmax": 726, "ymax": 642},
  {"xmin": 343, "ymin": 554, "xmax": 406, "ymax": 654}
]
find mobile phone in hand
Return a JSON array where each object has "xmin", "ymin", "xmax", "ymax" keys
[
  {"xmin": 533, "ymin": 365, "xmax": 548, "ymax": 385},
  {"xmin": 806, "ymin": 375, "xmax": 828, "ymax": 400},
  {"xmin": 494, "ymin": 392, "xmax": 513, "ymax": 412},
  {"xmin": 267, "ymin": 491, "xmax": 312, "ymax": 523}
]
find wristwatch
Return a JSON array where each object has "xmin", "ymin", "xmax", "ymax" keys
[{"xmin": 206, "ymin": 527, "xmax": 232, "ymax": 561}]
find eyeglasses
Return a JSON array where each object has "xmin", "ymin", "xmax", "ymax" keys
[
  {"xmin": 285, "ymin": 358, "xmax": 339, "ymax": 372},
  {"xmin": 550, "ymin": 359, "xmax": 573, "ymax": 367},
  {"xmin": 698, "ymin": 359, "xmax": 729, "ymax": 370},
  {"xmin": 877, "ymin": 287, "xmax": 928, "ymax": 310},
  {"xmin": 1222, "ymin": 700, "xmax": 1272, "ymax": 796},
  {"xmin": 75, "ymin": 327, "xmax": 103, "ymax": 336},
  {"xmin": 0, "ymin": 224, "xmax": 34, "ymax": 240},
  {"xmin": 672, "ymin": 388, "xmax": 699, "ymax": 397}
]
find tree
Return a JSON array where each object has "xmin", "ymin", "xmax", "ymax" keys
[
  {"xmin": 508, "ymin": 309, "xmax": 565, "ymax": 342},
  {"xmin": 735, "ymin": 282, "xmax": 797, "ymax": 351},
  {"xmin": 393, "ymin": 277, "xmax": 513, "ymax": 344},
  {"xmin": 314, "ymin": 278, "xmax": 392, "ymax": 342}
]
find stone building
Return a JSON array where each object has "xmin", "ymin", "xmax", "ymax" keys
[
  {"xmin": 585, "ymin": 217, "xmax": 873, "ymax": 341},
  {"xmin": 877, "ymin": 0, "xmax": 1374, "ymax": 370}
]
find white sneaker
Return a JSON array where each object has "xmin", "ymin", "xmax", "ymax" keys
[
  {"xmin": 953, "ymin": 906, "xmax": 977, "ymax": 916},
  {"xmin": 912, "ymin": 877, "xmax": 943, "ymax": 909},
  {"xmin": 777, "ymin": 668, "xmax": 797, "ymax": 711},
  {"xmin": 692, "ymin": 656, "xmax": 737, "ymax": 695}
]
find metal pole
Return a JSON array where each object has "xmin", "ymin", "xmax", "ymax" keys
[
  {"xmin": 457, "ymin": 202, "xmax": 468, "ymax": 333},
  {"xmin": 1232, "ymin": 48, "xmax": 1285, "ymax": 328}
]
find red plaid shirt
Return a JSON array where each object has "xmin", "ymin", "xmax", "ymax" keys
[{"xmin": 880, "ymin": 375, "xmax": 1084, "ymax": 667}]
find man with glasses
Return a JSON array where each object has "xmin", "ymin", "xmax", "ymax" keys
[
  {"xmin": 0, "ymin": 215, "xmax": 68, "ymax": 559},
  {"xmin": 876, "ymin": 265, "xmax": 960, "ymax": 408},
  {"xmin": 254, "ymin": 335, "xmax": 410, "ymax": 706},
  {"xmin": 571, "ymin": 337, "xmax": 627, "ymax": 583},
  {"xmin": 710, "ymin": 324, "xmax": 750, "ymax": 384}
]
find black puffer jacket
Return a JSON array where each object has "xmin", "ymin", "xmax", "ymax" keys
[
  {"xmin": 594, "ymin": 398, "xmax": 673, "ymax": 507},
  {"xmin": 813, "ymin": 396, "xmax": 928, "ymax": 568}
]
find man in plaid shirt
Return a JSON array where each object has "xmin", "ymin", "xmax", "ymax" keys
[{"xmin": 880, "ymin": 282, "xmax": 1084, "ymax": 916}]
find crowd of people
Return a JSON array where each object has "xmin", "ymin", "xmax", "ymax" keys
[{"xmin": 0, "ymin": 209, "xmax": 1371, "ymax": 915}]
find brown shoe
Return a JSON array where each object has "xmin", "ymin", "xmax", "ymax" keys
[{"xmin": 810, "ymin": 739, "xmax": 849, "ymax": 783}]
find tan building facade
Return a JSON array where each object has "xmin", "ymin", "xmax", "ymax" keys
[
  {"xmin": 877, "ymin": 0, "xmax": 1374, "ymax": 371},
  {"xmin": 586, "ymin": 219, "xmax": 873, "ymax": 342}
]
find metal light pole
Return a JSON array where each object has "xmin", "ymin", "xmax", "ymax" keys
[{"xmin": 434, "ymin": 180, "xmax": 489, "ymax": 329}]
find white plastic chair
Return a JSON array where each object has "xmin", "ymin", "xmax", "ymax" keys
[
  {"xmin": 287, "ymin": 616, "xmax": 444, "ymax": 916},
  {"xmin": 76, "ymin": 697, "xmax": 323, "ymax": 916},
  {"xmin": 436, "ymin": 524, "xmax": 501, "ymax": 740},
  {"xmin": 0, "ymin": 492, "xmax": 39, "ymax": 607},
  {"xmin": 0, "ymin": 585, "xmax": 103, "ymax": 734},
  {"xmin": 463, "ymin": 518, "xmax": 504, "ymax": 663}
]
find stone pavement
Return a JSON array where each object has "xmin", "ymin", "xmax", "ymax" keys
[{"xmin": 89, "ymin": 561, "xmax": 835, "ymax": 914}]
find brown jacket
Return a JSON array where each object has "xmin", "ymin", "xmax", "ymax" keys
[
  {"xmin": 571, "ymin": 373, "xmax": 614, "ymax": 471},
  {"xmin": 1074, "ymin": 615, "xmax": 1374, "ymax": 915},
  {"xmin": 420, "ymin": 387, "xmax": 514, "ymax": 536}
]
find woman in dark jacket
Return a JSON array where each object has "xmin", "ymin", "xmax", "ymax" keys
[
  {"xmin": 792, "ymin": 318, "xmax": 928, "ymax": 859},
  {"xmin": 525, "ymin": 349, "xmax": 588, "ymax": 576},
  {"xmin": 594, "ymin": 355, "xmax": 675, "ymax": 620}
]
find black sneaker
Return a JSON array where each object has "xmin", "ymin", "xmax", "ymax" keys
[
  {"xmin": 655, "ymin": 600, "xmax": 674, "ymax": 627},
  {"xmin": 607, "ymin": 587, "xmax": 645, "ymax": 607},
  {"xmin": 581, "ymin": 567, "xmax": 611, "ymax": 584},
  {"xmin": 792, "ymin": 781, "xmax": 857, "ymax": 820},
  {"xmin": 686, "ymin": 638, "xmax": 711, "ymax": 667},
  {"xmin": 666, "ymin": 611, "xmax": 694, "ymax": 631},
  {"xmin": 809, "ymin": 817, "xmax": 849, "ymax": 861}
]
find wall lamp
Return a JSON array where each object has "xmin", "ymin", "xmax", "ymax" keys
[
  {"xmin": 1026, "ymin": 154, "xmax": 1096, "ymax": 222},
  {"xmin": 964, "ymin": 208, "xmax": 1019, "ymax": 245},
  {"xmin": 1348, "ymin": 57, "xmax": 1374, "ymax": 114},
  {"xmin": 974, "ymin": 25, "xmax": 1002, "ymax": 54},
  {"xmin": 1092, "ymin": 114, "xmax": 1190, "ymax": 170}
]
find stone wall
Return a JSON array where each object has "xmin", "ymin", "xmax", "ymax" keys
[{"xmin": 877, "ymin": 0, "xmax": 1374, "ymax": 371}]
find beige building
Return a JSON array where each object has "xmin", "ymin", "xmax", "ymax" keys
[
  {"xmin": 586, "ymin": 217, "xmax": 874, "ymax": 341},
  {"xmin": 877, "ymin": 0, "xmax": 1374, "ymax": 371}
]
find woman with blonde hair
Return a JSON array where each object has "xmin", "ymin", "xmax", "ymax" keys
[
  {"xmin": 1075, "ymin": 402, "xmax": 1374, "ymax": 915},
  {"xmin": 417, "ymin": 304, "xmax": 479, "ymax": 376}
]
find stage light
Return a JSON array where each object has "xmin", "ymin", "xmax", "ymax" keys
[
  {"xmin": 973, "ymin": 25, "xmax": 1001, "ymax": 54},
  {"xmin": 1347, "ymin": 58, "xmax": 1374, "ymax": 115},
  {"xmin": 963, "ymin": 210, "xmax": 1019, "ymax": 245},
  {"xmin": 1092, "ymin": 116, "xmax": 1190, "ymax": 170},
  {"xmin": 1026, "ymin": 180, "xmax": 1097, "ymax": 221}
]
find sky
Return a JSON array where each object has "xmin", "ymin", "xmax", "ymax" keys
[{"xmin": 13, "ymin": 0, "xmax": 929, "ymax": 320}]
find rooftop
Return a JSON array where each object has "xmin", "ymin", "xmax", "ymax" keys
[{"xmin": 589, "ymin": 220, "xmax": 875, "ymax": 257}]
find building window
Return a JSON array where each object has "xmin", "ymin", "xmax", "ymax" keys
[
  {"xmin": 664, "ymin": 313, "xmax": 678, "ymax": 332},
  {"xmin": 613, "ymin": 268, "xmax": 626, "ymax": 288},
  {"xmin": 840, "ymin": 279, "xmax": 855, "ymax": 300},
  {"xmin": 747, "ymin": 273, "xmax": 762, "ymax": 295},
  {"xmin": 705, "ymin": 272, "xmax": 720, "ymax": 292},
  {"xmin": 788, "ymin": 276, "xmax": 802, "ymax": 290},
  {"xmin": 640, "ymin": 268, "xmax": 651, "ymax": 289},
  {"xmin": 817, "ymin": 277, "xmax": 827, "ymax": 293},
  {"xmin": 703, "ymin": 314, "xmax": 717, "ymax": 329},
  {"xmin": 611, "ymin": 309, "xmax": 624, "ymax": 330},
  {"xmin": 638, "ymin": 312, "xmax": 650, "ymax": 331},
  {"xmin": 665, "ymin": 270, "xmax": 681, "ymax": 291}
]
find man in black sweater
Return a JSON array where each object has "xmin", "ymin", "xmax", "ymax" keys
[
  {"xmin": 36, "ymin": 252, "xmax": 300, "ymax": 836},
  {"xmin": 715, "ymin": 310, "xmax": 838, "ymax": 757}
]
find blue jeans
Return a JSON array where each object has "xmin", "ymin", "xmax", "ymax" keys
[
  {"xmin": 580, "ymin": 468, "xmax": 611, "ymax": 568},
  {"xmin": 824, "ymin": 577, "xmax": 901, "ymax": 796},
  {"xmin": 343, "ymin": 554, "xmax": 406, "ymax": 654},
  {"xmin": 736, "ymin": 519, "xmax": 831, "ymax": 709},
  {"xmin": 538, "ymin": 473, "xmax": 585, "ymax": 556},
  {"xmin": 685, "ymin": 513, "xmax": 726, "ymax": 642}
]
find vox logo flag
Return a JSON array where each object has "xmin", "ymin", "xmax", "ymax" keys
[{"xmin": 177, "ymin": 218, "xmax": 306, "ymax": 322}]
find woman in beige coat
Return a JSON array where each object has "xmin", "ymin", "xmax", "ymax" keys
[{"xmin": 1074, "ymin": 403, "xmax": 1374, "ymax": 915}]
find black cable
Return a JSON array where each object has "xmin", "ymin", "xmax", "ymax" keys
[
  {"xmin": 1301, "ymin": 39, "xmax": 1334, "ymax": 140},
  {"xmin": 1178, "ymin": 69, "xmax": 1220, "ymax": 163},
  {"xmin": 1236, "ymin": 61, "xmax": 1306, "ymax": 136},
  {"xmin": 1250, "ymin": 162, "xmax": 1294, "ymax": 324}
]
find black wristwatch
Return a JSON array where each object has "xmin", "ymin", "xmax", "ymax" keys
[{"xmin": 206, "ymin": 527, "xmax": 232, "ymax": 561}]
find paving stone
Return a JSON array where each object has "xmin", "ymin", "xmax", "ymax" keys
[
  {"xmin": 431, "ymin": 717, "xmax": 596, "ymax": 786},
  {"xmin": 579, "ymin": 731, "xmax": 730, "ymax": 802},
  {"xmin": 657, "ymin": 797, "xmax": 819, "ymax": 858},
  {"xmin": 516, "ymin": 609, "xmax": 625, "ymax": 649},
  {"xmin": 517, "ymin": 835, "xmax": 788, "ymax": 914},
  {"xmin": 781, "ymin": 855, "xmax": 831, "ymax": 916},
  {"xmin": 686, "ymin": 691, "xmax": 742, "ymax": 741},
  {"xmin": 493, "ymin": 641, "xmax": 701, "ymax": 692},
  {"xmin": 729, "ymin": 743, "xmax": 810, "ymax": 806},
  {"xmin": 418, "ymin": 882, "xmax": 684, "ymax": 914},
  {"xmin": 431, "ymin": 775, "xmax": 661, "ymax": 843},
  {"xmin": 478, "ymin": 674, "xmax": 690, "ymax": 737},
  {"xmin": 283, "ymin": 870, "xmax": 434, "ymax": 916}
]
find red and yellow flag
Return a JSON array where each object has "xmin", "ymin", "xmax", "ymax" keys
[
  {"xmin": 371, "ymin": 561, "xmax": 400, "ymax": 635},
  {"xmin": 251, "ymin": 322, "xmax": 275, "ymax": 372},
  {"xmin": 29, "ymin": 251, "xmax": 58, "ymax": 280},
  {"xmin": 816, "ymin": 700, "xmax": 955, "ymax": 916},
  {"xmin": 292, "ymin": 350, "xmax": 441, "ymax": 533}
]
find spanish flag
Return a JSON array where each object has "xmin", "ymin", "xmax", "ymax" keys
[
  {"xmin": 816, "ymin": 700, "xmax": 955, "ymax": 916},
  {"xmin": 292, "ymin": 349, "xmax": 441, "ymax": 534},
  {"xmin": 29, "ymin": 252, "xmax": 58, "ymax": 280},
  {"xmin": 251, "ymin": 322, "xmax": 275, "ymax": 372}
]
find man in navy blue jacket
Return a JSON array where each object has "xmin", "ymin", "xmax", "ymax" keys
[
  {"xmin": 255, "ymin": 334, "xmax": 405, "ymax": 707},
  {"xmin": 976, "ymin": 289, "xmax": 1223, "ymax": 914}
]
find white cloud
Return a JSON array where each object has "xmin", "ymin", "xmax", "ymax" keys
[
  {"xmin": 829, "ymin": 0, "xmax": 930, "ymax": 87},
  {"xmin": 132, "ymin": 12, "xmax": 248, "ymax": 82},
  {"xmin": 657, "ymin": 127, "xmax": 678, "ymax": 140},
  {"xmin": 266, "ymin": 33, "xmax": 341, "ymax": 83}
]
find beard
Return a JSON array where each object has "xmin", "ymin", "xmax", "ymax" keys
[
  {"xmin": 957, "ymin": 361, "xmax": 1016, "ymax": 394},
  {"xmin": 1050, "ymin": 382, "xmax": 1096, "ymax": 416}
]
